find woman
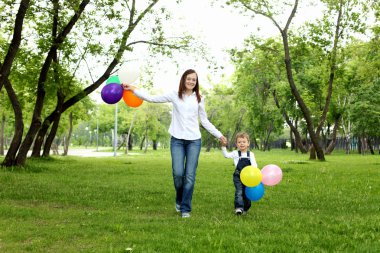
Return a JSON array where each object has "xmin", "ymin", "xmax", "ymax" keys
[{"xmin": 123, "ymin": 69, "xmax": 227, "ymax": 218}]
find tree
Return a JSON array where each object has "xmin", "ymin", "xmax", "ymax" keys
[
  {"xmin": 230, "ymin": 38, "xmax": 284, "ymax": 151},
  {"xmin": 344, "ymin": 37, "xmax": 380, "ymax": 154},
  {"xmin": 1, "ymin": 0, "xmax": 193, "ymax": 167},
  {"xmin": 224, "ymin": 0, "xmax": 370, "ymax": 160},
  {"xmin": 230, "ymin": 36, "xmax": 309, "ymax": 152},
  {"xmin": 200, "ymin": 83, "xmax": 241, "ymax": 151},
  {"xmin": 0, "ymin": 0, "xmax": 30, "ymax": 166}
]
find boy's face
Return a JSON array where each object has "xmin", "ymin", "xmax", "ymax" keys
[{"xmin": 236, "ymin": 137, "xmax": 250, "ymax": 152}]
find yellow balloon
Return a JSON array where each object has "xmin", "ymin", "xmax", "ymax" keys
[{"xmin": 240, "ymin": 166, "xmax": 262, "ymax": 187}]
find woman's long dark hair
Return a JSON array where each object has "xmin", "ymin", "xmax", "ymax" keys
[{"xmin": 178, "ymin": 69, "xmax": 201, "ymax": 103}]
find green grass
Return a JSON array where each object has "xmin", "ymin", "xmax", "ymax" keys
[{"xmin": 1, "ymin": 149, "xmax": 379, "ymax": 252}]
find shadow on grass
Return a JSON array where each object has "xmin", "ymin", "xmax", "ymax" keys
[
  {"xmin": 286, "ymin": 160, "xmax": 310, "ymax": 164},
  {"xmin": 1, "ymin": 156, "xmax": 63, "ymax": 173}
]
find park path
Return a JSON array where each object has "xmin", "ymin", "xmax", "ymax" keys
[
  {"xmin": 3, "ymin": 148, "xmax": 141, "ymax": 158},
  {"xmin": 66, "ymin": 148, "xmax": 117, "ymax": 157}
]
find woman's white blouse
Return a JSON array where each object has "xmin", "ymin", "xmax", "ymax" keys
[{"xmin": 134, "ymin": 89, "xmax": 222, "ymax": 140}]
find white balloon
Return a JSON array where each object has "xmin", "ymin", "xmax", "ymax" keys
[{"xmin": 118, "ymin": 62, "xmax": 140, "ymax": 84}]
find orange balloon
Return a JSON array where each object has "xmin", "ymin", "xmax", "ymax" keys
[{"xmin": 123, "ymin": 90, "xmax": 143, "ymax": 108}]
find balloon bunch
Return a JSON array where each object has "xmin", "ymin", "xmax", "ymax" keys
[
  {"xmin": 240, "ymin": 164, "xmax": 283, "ymax": 201},
  {"xmin": 101, "ymin": 63, "xmax": 143, "ymax": 108}
]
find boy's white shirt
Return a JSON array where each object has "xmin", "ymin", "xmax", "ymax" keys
[
  {"xmin": 134, "ymin": 89, "xmax": 222, "ymax": 140},
  {"xmin": 221, "ymin": 146, "xmax": 258, "ymax": 168}
]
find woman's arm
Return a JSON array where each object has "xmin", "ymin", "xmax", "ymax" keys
[
  {"xmin": 123, "ymin": 84, "xmax": 174, "ymax": 103},
  {"xmin": 198, "ymin": 97, "xmax": 223, "ymax": 139}
]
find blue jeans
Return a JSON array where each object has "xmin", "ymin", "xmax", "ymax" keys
[
  {"xmin": 170, "ymin": 136, "xmax": 202, "ymax": 213},
  {"xmin": 233, "ymin": 171, "xmax": 251, "ymax": 211}
]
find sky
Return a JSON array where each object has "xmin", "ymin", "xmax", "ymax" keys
[
  {"xmin": 93, "ymin": 0, "xmax": 324, "ymax": 102},
  {"xmin": 143, "ymin": 0, "xmax": 325, "ymax": 91},
  {"xmin": 143, "ymin": 0, "xmax": 276, "ymax": 91}
]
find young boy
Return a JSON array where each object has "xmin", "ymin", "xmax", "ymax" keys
[{"xmin": 222, "ymin": 132, "xmax": 258, "ymax": 215}]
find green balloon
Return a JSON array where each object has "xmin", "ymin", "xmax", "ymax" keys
[{"xmin": 106, "ymin": 75, "xmax": 121, "ymax": 84}]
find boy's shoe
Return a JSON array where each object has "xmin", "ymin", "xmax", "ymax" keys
[
  {"xmin": 181, "ymin": 212, "xmax": 191, "ymax": 218},
  {"xmin": 175, "ymin": 204, "xmax": 180, "ymax": 212},
  {"xmin": 235, "ymin": 208, "xmax": 243, "ymax": 215}
]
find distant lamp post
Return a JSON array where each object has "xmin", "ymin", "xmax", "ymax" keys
[
  {"xmin": 89, "ymin": 130, "xmax": 92, "ymax": 146},
  {"xmin": 96, "ymin": 118, "xmax": 99, "ymax": 151},
  {"xmin": 114, "ymin": 103, "xmax": 118, "ymax": 157},
  {"xmin": 85, "ymin": 126, "xmax": 89, "ymax": 148}
]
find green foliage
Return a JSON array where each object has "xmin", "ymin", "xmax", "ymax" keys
[
  {"xmin": 200, "ymin": 82, "xmax": 239, "ymax": 146},
  {"xmin": 340, "ymin": 36, "xmax": 380, "ymax": 138},
  {"xmin": 1, "ymin": 0, "xmax": 197, "ymax": 164},
  {"xmin": 350, "ymin": 82, "xmax": 380, "ymax": 137},
  {"xmin": 229, "ymin": 37, "xmax": 291, "ymax": 148},
  {"xmin": 132, "ymin": 101, "xmax": 171, "ymax": 146},
  {"xmin": 0, "ymin": 150, "xmax": 379, "ymax": 252},
  {"xmin": 224, "ymin": 0, "xmax": 379, "ymax": 150}
]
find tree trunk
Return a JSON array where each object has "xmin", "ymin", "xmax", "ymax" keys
[
  {"xmin": 153, "ymin": 140, "xmax": 157, "ymax": 150},
  {"xmin": 118, "ymin": 135, "xmax": 126, "ymax": 150},
  {"xmin": 0, "ymin": 0, "xmax": 30, "ymax": 92},
  {"xmin": 63, "ymin": 112, "xmax": 73, "ymax": 156},
  {"xmin": 140, "ymin": 136, "xmax": 145, "ymax": 150},
  {"xmin": 144, "ymin": 131, "xmax": 148, "ymax": 153},
  {"xmin": 309, "ymin": 145, "xmax": 316, "ymax": 160},
  {"xmin": 290, "ymin": 127, "xmax": 295, "ymax": 151},
  {"xmin": 0, "ymin": 113, "xmax": 4, "ymax": 155},
  {"xmin": 32, "ymin": 49, "xmax": 64, "ymax": 157},
  {"xmin": 272, "ymin": 90, "xmax": 307, "ymax": 153},
  {"xmin": 0, "ymin": 0, "xmax": 30, "ymax": 166},
  {"xmin": 362, "ymin": 137, "xmax": 367, "ymax": 155},
  {"xmin": 294, "ymin": 118, "xmax": 299, "ymax": 153},
  {"xmin": 345, "ymin": 135, "xmax": 351, "ymax": 154},
  {"xmin": 325, "ymin": 114, "xmax": 341, "ymax": 155},
  {"xmin": 367, "ymin": 138, "xmax": 374, "ymax": 155},
  {"xmin": 1, "ymin": 78, "xmax": 24, "ymax": 167},
  {"xmin": 128, "ymin": 134, "xmax": 133, "ymax": 151},
  {"xmin": 251, "ymin": 133, "xmax": 259, "ymax": 150},
  {"xmin": 125, "ymin": 112, "xmax": 136, "ymax": 154},
  {"xmin": 31, "ymin": 113, "xmax": 55, "ymax": 157},
  {"xmin": 360, "ymin": 137, "xmax": 367, "ymax": 155},
  {"xmin": 262, "ymin": 121, "xmax": 273, "ymax": 151},
  {"xmin": 205, "ymin": 140, "xmax": 212, "ymax": 152},
  {"xmin": 42, "ymin": 111, "xmax": 62, "ymax": 157},
  {"xmin": 278, "ymin": 2, "xmax": 325, "ymax": 160},
  {"xmin": 42, "ymin": 8, "xmax": 65, "ymax": 158}
]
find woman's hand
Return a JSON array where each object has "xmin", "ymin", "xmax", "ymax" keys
[
  {"xmin": 219, "ymin": 136, "xmax": 228, "ymax": 146},
  {"xmin": 122, "ymin": 83, "xmax": 137, "ymax": 91}
]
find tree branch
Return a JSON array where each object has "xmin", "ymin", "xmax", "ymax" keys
[
  {"xmin": 0, "ymin": 0, "xmax": 30, "ymax": 92},
  {"xmin": 284, "ymin": 0, "xmax": 298, "ymax": 32},
  {"xmin": 126, "ymin": 39, "xmax": 189, "ymax": 50}
]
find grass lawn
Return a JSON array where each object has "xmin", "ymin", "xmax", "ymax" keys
[{"xmin": 1, "ymin": 149, "xmax": 379, "ymax": 252}]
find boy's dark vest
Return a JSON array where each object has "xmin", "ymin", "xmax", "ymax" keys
[{"xmin": 236, "ymin": 151, "xmax": 251, "ymax": 172}]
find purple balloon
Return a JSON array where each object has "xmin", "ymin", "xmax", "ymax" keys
[
  {"xmin": 101, "ymin": 83, "xmax": 123, "ymax": 104},
  {"xmin": 261, "ymin": 164, "xmax": 283, "ymax": 186}
]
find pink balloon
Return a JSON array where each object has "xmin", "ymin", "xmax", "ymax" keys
[{"xmin": 261, "ymin": 164, "xmax": 283, "ymax": 186}]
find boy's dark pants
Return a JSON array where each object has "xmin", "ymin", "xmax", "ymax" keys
[
  {"xmin": 233, "ymin": 171, "xmax": 251, "ymax": 211},
  {"xmin": 233, "ymin": 155, "xmax": 252, "ymax": 211}
]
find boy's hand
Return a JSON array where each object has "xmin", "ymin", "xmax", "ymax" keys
[{"xmin": 219, "ymin": 136, "xmax": 227, "ymax": 146}]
